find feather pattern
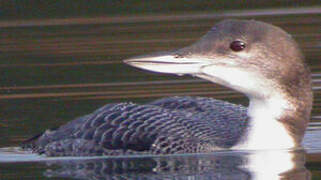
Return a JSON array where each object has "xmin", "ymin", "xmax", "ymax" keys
[{"xmin": 22, "ymin": 96, "xmax": 248, "ymax": 156}]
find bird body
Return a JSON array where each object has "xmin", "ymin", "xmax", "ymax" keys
[{"xmin": 23, "ymin": 97, "xmax": 248, "ymax": 156}]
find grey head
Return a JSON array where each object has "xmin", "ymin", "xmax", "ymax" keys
[{"xmin": 125, "ymin": 19, "xmax": 313, "ymax": 149}]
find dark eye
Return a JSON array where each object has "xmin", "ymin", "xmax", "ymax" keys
[{"xmin": 230, "ymin": 40, "xmax": 246, "ymax": 52}]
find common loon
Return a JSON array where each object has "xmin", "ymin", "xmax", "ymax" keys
[{"xmin": 22, "ymin": 19, "xmax": 313, "ymax": 156}]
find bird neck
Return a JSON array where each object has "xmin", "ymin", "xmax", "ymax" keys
[{"xmin": 236, "ymin": 93, "xmax": 310, "ymax": 150}]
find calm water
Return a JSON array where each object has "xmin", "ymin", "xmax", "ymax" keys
[{"xmin": 0, "ymin": 7, "xmax": 321, "ymax": 179}]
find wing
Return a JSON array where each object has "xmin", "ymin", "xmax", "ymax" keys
[
  {"xmin": 30, "ymin": 103, "xmax": 199, "ymax": 156},
  {"xmin": 150, "ymin": 96, "xmax": 250, "ymax": 147},
  {"xmin": 25, "ymin": 96, "xmax": 249, "ymax": 156}
]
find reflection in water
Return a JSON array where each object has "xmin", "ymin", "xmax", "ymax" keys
[{"xmin": 42, "ymin": 150, "xmax": 308, "ymax": 180}]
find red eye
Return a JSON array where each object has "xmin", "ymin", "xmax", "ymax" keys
[{"xmin": 230, "ymin": 40, "xmax": 246, "ymax": 52}]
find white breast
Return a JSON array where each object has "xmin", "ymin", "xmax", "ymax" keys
[{"xmin": 234, "ymin": 96, "xmax": 296, "ymax": 150}]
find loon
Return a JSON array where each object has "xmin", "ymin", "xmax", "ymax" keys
[{"xmin": 22, "ymin": 19, "xmax": 313, "ymax": 156}]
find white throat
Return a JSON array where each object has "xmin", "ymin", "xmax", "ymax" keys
[{"xmin": 235, "ymin": 95, "xmax": 296, "ymax": 150}]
